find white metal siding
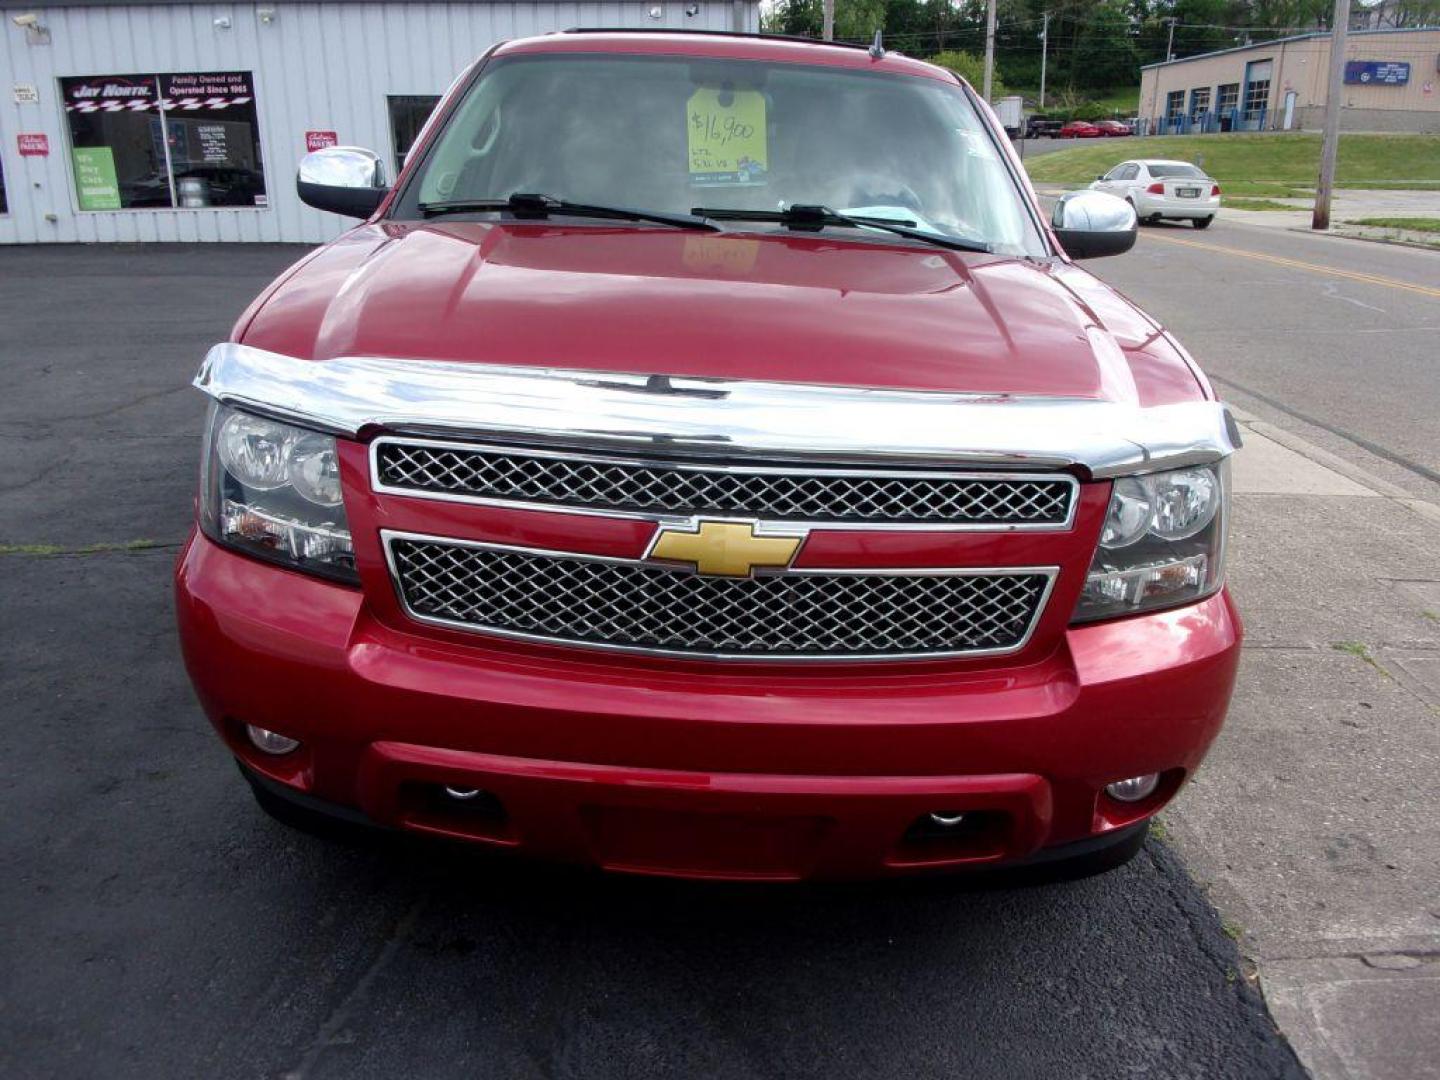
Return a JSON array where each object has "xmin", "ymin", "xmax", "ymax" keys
[{"xmin": 0, "ymin": 1, "xmax": 759, "ymax": 243}]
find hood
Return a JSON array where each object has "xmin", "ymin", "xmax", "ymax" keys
[{"xmin": 241, "ymin": 221, "xmax": 1205, "ymax": 406}]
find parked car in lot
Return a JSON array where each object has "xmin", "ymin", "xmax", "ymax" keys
[
  {"xmin": 1025, "ymin": 116, "xmax": 1063, "ymax": 139},
  {"xmin": 1093, "ymin": 119, "xmax": 1133, "ymax": 137},
  {"xmin": 1091, "ymin": 159, "xmax": 1222, "ymax": 228},
  {"xmin": 177, "ymin": 30, "xmax": 1240, "ymax": 882},
  {"xmin": 1058, "ymin": 120, "xmax": 1102, "ymax": 138}
]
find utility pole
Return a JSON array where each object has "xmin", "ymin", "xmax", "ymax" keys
[
  {"xmin": 1039, "ymin": 12, "xmax": 1050, "ymax": 109},
  {"xmin": 1313, "ymin": 0, "xmax": 1350, "ymax": 230},
  {"xmin": 983, "ymin": 0, "xmax": 998, "ymax": 102},
  {"xmin": 1164, "ymin": 16, "xmax": 1178, "ymax": 62},
  {"xmin": 822, "ymin": 0, "xmax": 834, "ymax": 41}
]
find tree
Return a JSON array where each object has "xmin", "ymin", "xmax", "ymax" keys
[
  {"xmin": 930, "ymin": 50, "xmax": 1009, "ymax": 96},
  {"xmin": 1383, "ymin": 0, "xmax": 1440, "ymax": 27},
  {"xmin": 1071, "ymin": 0, "xmax": 1140, "ymax": 87},
  {"xmin": 763, "ymin": 0, "xmax": 821, "ymax": 36},
  {"xmin": 763, "ymin": 0, "xmax": 891, "ymax": 39},
  {"xmin": 835, "ymin": 0, "xmax": 890, "ymax": 37}
]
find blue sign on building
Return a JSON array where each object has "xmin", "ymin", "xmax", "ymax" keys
[{"xmin": 1344, "ymin": 61, "xmax": 1411, "ymax": 85}]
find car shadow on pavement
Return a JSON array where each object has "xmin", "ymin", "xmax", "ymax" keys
[{"xmin": 231, "ymin": 811, "xmax": 1304, "ymax": 1080}]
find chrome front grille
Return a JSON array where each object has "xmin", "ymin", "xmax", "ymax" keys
[
  {"xmin": 373, "ymin": 438, "xmax": 1076, "ymax": 528},
  {"xmin": 386, "ymin": 533, "xmax": 1055, "ymax": 660}
]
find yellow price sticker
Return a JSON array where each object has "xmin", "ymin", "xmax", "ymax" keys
[{"xmin": 687, "ymin": 87, "xmax": 768, "ymax": 186}]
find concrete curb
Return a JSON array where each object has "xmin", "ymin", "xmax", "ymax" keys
[
  {"xmin": 1325, "ymin": 229, "xmax": 1440, "ymax": 254},
  {"xmin": 1229, "ymin": 412, "xmax": 1440, "ymax": 527}
]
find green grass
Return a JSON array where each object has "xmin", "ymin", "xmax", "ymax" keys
[
  {"xmin": 1226, "ymin": 198, "xmax": 1305, "ymax": 211},
  {"xmin": 1334, "ymin": 640, "xmax": 1391, "ymax": 678},
  {"xmin": 1347, "ymin": 217, "xmax": 1440, "ymax": 233},
  {"xmin": 1337, "ymin": 180, "xmax": 1440, "ymax": 190},
  {"xmin": 1220, "ymin": 181, "xmax": 1312, "ymax": 197},
  {"xmin": 0, "ymin": 538, "xmax": 166, "ymax": 557},
  {"xmin": 1088, "ymin": 87, "xmax": 1140, "ymax": 115},
  {"xmin": 1023, "ymin": 132, "xmax": 1440, "ymax": 190}
]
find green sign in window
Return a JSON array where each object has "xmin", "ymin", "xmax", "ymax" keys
[{"xmin": 72, "ymin": 146, "xmax": 122, "ymax": 210}]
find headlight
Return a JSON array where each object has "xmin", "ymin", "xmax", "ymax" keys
[
  {"xmin": 1072, "ymin": 462, "xmax": 1228, "ymax": 622},
  {"xmin": 199, "ymin": 403, "xmax": 357, "ymax": 583}
]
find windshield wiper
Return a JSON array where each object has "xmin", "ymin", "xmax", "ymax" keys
[
  {"xmin": 692, "ymin": 204, "xmax": 991, "ymax": 254},
  {"xmin": 419, "ymin": 192, "xmax": 719, "ymax": 231}
]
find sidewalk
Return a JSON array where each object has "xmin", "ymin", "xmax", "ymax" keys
[{"xmin": 1164, "ymin": 414, "xmax": 1440, "ymax": 1080}]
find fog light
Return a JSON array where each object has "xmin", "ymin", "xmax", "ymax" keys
[
  {"xmin": 245, "ymin": 724, "xmax": 300, "ymax": 755},
  {"xmin": 1105, "ymin": 773, "xmax": 1160, "ymax": 803},
  {"xmin": 443, "ymin": 786, "xmax": 483, "ymax": 801},
  {"xmin": 928, "ymin": 812, "xmax": 967, "ymax": 828}
]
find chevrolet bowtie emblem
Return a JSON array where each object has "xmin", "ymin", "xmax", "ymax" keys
[{"xmin": 648, "ymin": 520, "xmax": 803, "ymax": 578}]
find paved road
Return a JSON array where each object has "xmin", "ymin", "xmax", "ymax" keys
[
  {"xmin": 1013, "ymin": 136, "xmax": 1098, "ymax": 161},
  {"xmin": 0, "ymin": 244, "xmax": 1305, "ymax": 1079},
  {"xmin": 1089, "ymin": 218, "xmax": 1440, "ymax": 502}
]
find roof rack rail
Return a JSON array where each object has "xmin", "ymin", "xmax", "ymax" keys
[{"xmin": 558, "ymin": 27, "xmax": 875, "ymax": 53}]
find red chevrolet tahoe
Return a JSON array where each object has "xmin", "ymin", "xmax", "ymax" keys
[{"xmin": 176, "ymin": 30, "xmax": 1242, "ymax": 881}]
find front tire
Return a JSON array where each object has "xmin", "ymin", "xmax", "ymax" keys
[
  {"xmin": 1193, "ymin": 216, "xmax": 1214, "ymax": 229},
  {"xmin": 248, "ymin": 772, "xmax": 336, "ymax": 834},
  {"xmin": 993, "ymin": 821, "xmax": 1150, "ymax": 886},
  {"xmin": 1048, "ymin": 822, "xmax": 1147, "ymax": 880},
  {"xmin": 240, "ymin": 761, "xmax": 375, "ymax": 844}
]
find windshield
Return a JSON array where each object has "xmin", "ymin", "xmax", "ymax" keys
[
  {"xmin": 1147, "ymin": 164, "xmax": 1206, "ymax": 179},
  {"xmin": 401, "ymin": 53, "xmax": 1046, "ymax": 257}
]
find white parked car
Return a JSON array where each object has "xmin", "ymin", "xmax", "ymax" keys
[{"xmin": 1089, "ymin": 160, "xmax": 1221, "ymax": 229}]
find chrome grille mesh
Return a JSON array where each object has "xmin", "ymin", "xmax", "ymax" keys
[
  {"xmin": 375, "ymin": 441, "xmax": 1074, "ymax": 526},
  {"xmin": 388, "ymin": 537, "xmax": 1051, "ymax": 659}
]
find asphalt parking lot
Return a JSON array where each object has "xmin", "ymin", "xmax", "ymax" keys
[{"xmin": 0, "ymin": 244, "xmax": 1306, "ymax": 1080}]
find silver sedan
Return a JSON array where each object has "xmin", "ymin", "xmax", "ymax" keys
[{"xmin": 1089, "ymin": 159, "xmax": 1221, "ymax": 229}]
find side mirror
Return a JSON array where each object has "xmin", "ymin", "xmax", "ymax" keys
[
  {"xmin": 1096, "ymin": 173, "xmax": 1106, "ymax": 181},
  {"xmin": 1051, "ymin": 190, "xmax": 1137, "ymax": 259},
  {"xmin": 297, "ymin": 146, "xmax": 388, "ymax": 218}
]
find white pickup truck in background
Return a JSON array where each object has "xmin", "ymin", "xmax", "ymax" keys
[{"xmin": 994, "ymin": 95, "xmax": 1024, "ymax": 139}]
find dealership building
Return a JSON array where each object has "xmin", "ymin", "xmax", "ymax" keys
[
  {"xmin": 0, "ymin": 0, "xmax": 760, "ymax": 244},
  {"xmin": 1139, "ymin": 26, "xmax": 1440, "ymax": 135}
]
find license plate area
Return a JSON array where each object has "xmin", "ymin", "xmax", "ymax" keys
[
  {"xmin": 1177, "ymin": 187, "xmax": 1201, "ymax": 198},
  {"xmin": 582, "ymin": 805, "xmax": 834, "ymax": 880}
]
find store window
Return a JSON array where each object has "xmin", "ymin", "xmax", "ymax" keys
[
  {"xmin": 61, "ymin": 71, "xmax": 267, "ymax": 210},
  {"xmin": 388, "ymin": 95, "xmax": 440, "ymax": 173}
]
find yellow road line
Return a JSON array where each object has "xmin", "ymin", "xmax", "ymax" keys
[{"xmin": 1143, "ymin": 232, "xmax": 1440, "ymax": 300}]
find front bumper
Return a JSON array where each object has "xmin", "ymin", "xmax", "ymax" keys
[{"xmin": 176, "ymin": 532, "xmax": 1242, "ymax": 881}]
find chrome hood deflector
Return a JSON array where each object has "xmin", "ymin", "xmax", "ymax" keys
[{"xmin": 195, "ymin": 342, "xmax": 1240, "ymax": 479}]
